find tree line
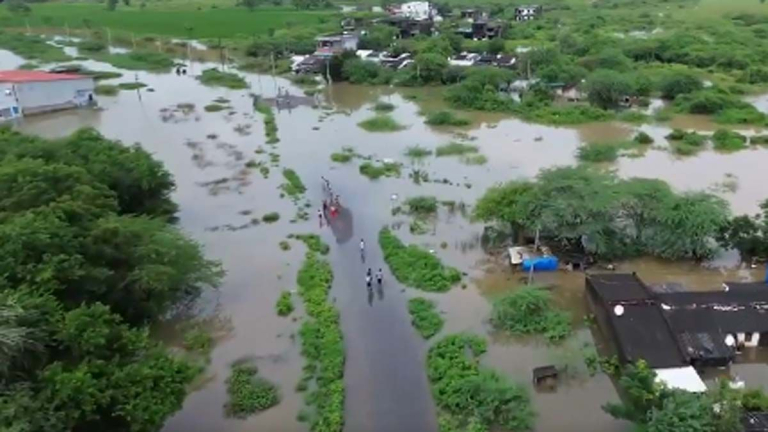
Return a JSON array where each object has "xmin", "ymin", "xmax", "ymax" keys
[{"xmin": 0, "ymin": 128, "xmax": 222, "ymax": 432}]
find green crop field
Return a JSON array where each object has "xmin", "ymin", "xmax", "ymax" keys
[{"xmin": 0, "ymin": 2, "xmax": 337, "ymax": 39}]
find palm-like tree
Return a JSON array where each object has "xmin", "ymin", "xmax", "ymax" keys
[{"xmin": 0, "ymin": 299, "xmax": 40, "ymax": 379}]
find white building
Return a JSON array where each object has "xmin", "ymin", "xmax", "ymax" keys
[
  {"xmin": 515, "ymin": 5, "xmax": 542, "ymax": 21},
  {"xmin": 0, "ymin": 70, "xmax": 95, "ymax": 118},
  {"xmin": 395, "ymin": 1, "xmax": 436, "ymax": 21},
  {"xmin": 0, "ymin": 82, "xmax": 21, "ymax": 122}
]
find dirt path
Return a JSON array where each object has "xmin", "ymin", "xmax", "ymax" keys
[{"xmin": 324, "ymin": 203, "xmax": 438, "ymax": 432}]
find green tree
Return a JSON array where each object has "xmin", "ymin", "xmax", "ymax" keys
[
  {"xmin": 488, "ymin": 38, "xmax": 506, "ymax": 55},
  {"xmin": 659, "ymin": 72, "xmax": 703, "ymax": 100},
  {"xmin": 473, "ymin": 181, "xmax": 537, "ymax": 237},
  {"xmin": 107, "ymin": 0, "xmax": 118, "ymax": 11},
  {"xmin": 603, "ymin": 360, "xmax": 665, "ymax": 423},
  {"xmin": 585, "ymin": 69, "xmax": 634, "ymax": 109},
  {"xmin": 414, "ymin": 53, "xmax": 449, "ymax": 84},
  {"xmin": 718, "ymin": 199, "xmax": 768, "ymax": 262}
]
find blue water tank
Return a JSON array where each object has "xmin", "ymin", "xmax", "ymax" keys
[{"xmin": 521, "ymin": 256, "xmax": 559, "ymax": 272}]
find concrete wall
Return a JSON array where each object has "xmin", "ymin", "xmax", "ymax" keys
[
  {"xmin": 0, "ymin": 82, "xmax": 21, "ymax": 122},
  {"xmin": 14, "ymin": 78, "xmax": 95, "ymax": 114}
]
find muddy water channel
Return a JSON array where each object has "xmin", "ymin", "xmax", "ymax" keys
[{"xmin": 4, "ymin": 43, "xmax": 768, "ymax": 432}]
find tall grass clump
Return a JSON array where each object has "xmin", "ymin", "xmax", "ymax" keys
[
  {"xmin": 435, "ymin": 142, "xmax": 478, "ymax": 157},
  {"xmin": 225, "ymin": 362, "xmax": 280, "ymax": 418},
  {"xmin": 712, "ymin": 129, "xmax": 748, "ymax": 152},
  {"xmin": 404, "ymin": 145, "xmax": 433, "ymax": 158},
  {"xmin": 373, "ymin": 101, "xmax": 395, "ymax": 112},
  {"xmin": 357, "ymin": 115, "xmax": 405, "ymax": 132},
  {"xmin": 427, "ymin": 334, "xmax": 535, "ymax": 431},
  {"xmin": 378, "ymin": 228, "xmax": 461, "ymax": 292},
  {"xmin": 254, "ymin": 98, "xmax": 279, "ymax": 144},
  {"xmin": 276, "ymin": 291, "xmax": 294, "ymax": 316},
  {"xmin": 290, "ymin": 233, "xmax": 330, "ymax": 255},
  {"xmin": 359, "ymin": 161, "xmax": 401, "ymax": 180},
  {"xmin": 490, "ymin": 286, "xmax": 572, "ymax": 342},
  {"xmin": 96, "ymin": 50, "xmax": 174, "ymax": 71},
  {"xmin": 281, "ymin": 168, "xmax": 306, "ymax": 197},
  {"xmin": 404, "ymin": 196, "xmax": 438, "ymax": 216},
  {"xmin": 633, "ymin": 131, "xmax": 654, "ymax": 144},
  {"xmin": 424, "ymin": 110, "xmax": 471, "ymax": 126},
  {"xmin": 198, "ymin": 68, "xmax": 248, "ymax": 89},
  {"xmin": 296, "ymin": 252, "xmax": 344, "ymax": 432},
  {"xmin": 408, "ymin": 297, "xmax": 444, "ymax": 339},
  {"xmin": 577, "ymin": 142, "xmax": 621, "ymax": 163}
]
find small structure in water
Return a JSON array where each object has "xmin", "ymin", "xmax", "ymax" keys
[{"xmin": 0, "ymin": 70, "xmax": 95, "ymax": 122}]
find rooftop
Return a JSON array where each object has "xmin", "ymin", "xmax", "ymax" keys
[
  {"xmin": 587, "ymin": 273, "xmax": 652, "ymax": 304},
  {"xmin": 606, "ymin": 302, "xmax": 688, "ymax": 368},
  {"xmin": 0, "ymin": 70, "xmax": 85, "ymax": 83}
]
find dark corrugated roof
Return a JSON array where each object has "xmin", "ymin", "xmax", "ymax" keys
[
  {"xmin": 725, "ymin": 281, "xmax": 768, "ymax": 292},
  {"xmin": 607, "ymin": 303, "xmax": 688, "ymax": 368},
  {"xmin": 657, "ymin": 290, "xmax": 768, "ymax": 307},
  {"xmin": 587, "ymin": 273, "xmax": 651, "ymax": 304},
  {"xmin": 664, "ymin": 307, "xmax": 768, "ymax": 334}
]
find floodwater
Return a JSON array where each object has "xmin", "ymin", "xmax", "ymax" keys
[{"xmin": 4, "ymin": 41, "xmax": 768, "ymax": 432}]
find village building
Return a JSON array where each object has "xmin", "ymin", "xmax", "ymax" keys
[
  {"xmin": 314, "ymin": 33, "xmax": 360, "ymax": 57},
  {"xmin": 0, "ymin": 70, "xmax": 95, "ymax": 121},
  {"xmin": 515, "ymin": 5, "xmax": 542, "ymax": 21},
  {"xmin": 376, "ymin": 15, "xmax": 436, "ymax": 38},
  {"xmin": 587, "ymin": 273, "xmax": 768, "ymax": 393}
]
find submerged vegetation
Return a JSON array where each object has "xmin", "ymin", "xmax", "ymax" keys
[
  {"xmin": 359, "ymin": 161, "xmax": 401, "ymax": 180},
  {"xmin": 357, "ymin": 115, "xmax": 406, "ymax": 132},
  {"xmin": 407, "ymin": 297, "xmax": 444, "ymax": 339},
  {"xmin": 290, "ymin": 233, "xmax": 330, "ymax": 255},
  {"xmin": 0, "ymin": 31, "xmax": 69, "ymax": 62},
  {"xmin": 225, "ymin": 362, "xmax": 280, "ymax": 418},
  {"xmin": 254, "ymin": 98, "xmax": 279, "ymax": 144},
  {"xmin": 404, "ymin": 145, "xmax": 433, "ymax": 158},
  {"xmin": 424, "ymin": 110, "xmax": 471, "ymax": 127},
  {"xmin": 95, "ymin": 50, "xmax": 174, "ymax": 71},
  {"xmin": 296, "ymin": 251, "xmax": 344, "ymax": 432},
  {"xmin": 491, "ymin": 287, "xmax": 572, "ymax": 342},
  {"xmin": 435, "ymin": 142, "xmax": 479, "ymax": 157},
  {"xmin": 198, "ymin": 68, "xmax": 248, "ymax": 89},
  {"xmin": 379, "ymin": 228, "xmax": 461, "ymax": 292},
  {"xmin": 276, "ymin": 291, "xmax": 294, "ymax": 317},
  {"xmin": 281, "ymin": 168, "xmax": 306, "ymax": 197},
  {"xmin": 428, "ymin": 334, "xmax": 535, "ymax": 432}
]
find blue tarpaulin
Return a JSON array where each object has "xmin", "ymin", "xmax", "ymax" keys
[{"xmin": 521, "ymin": 256, "xmax": 559, "ymax": 272}]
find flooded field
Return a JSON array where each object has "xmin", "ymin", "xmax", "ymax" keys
[{"xmin": 4, "ymin": 42, "xmax": 768, "ymax": 432}]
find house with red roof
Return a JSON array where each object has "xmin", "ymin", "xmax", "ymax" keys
[{"xmin": 0, "ymin": 70, "xmax": 95, "ymax": 121}]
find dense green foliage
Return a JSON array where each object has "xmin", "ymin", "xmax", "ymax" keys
[
  {"xmin": 424, "ymin": 111, "xmax": 471, "ymax": 127},
  {"xmin": 373, "ymin": 101, "xmax": 395, "ymax": 113},
  {"xmin": 577, "ymin": 141, "xmax": 622, "ymax": 163},
  {"xmin": 296, "ymin": 252, "xmax": 344, "ymax": 432},
  {"xmin": 357, "ymin": 115, "xmax": 405, "ymax": 132},
  {"xmin": 0, "ymin": 129, "xmax": 220, "ymax": 432},
  {"xmin": 404, "ymin": 145, "xmax": 433, "ymax": 158},
  {"xmin": 379, "ymin": 228, "xmax": 461, "ymax": 292},
  {"xmin": 633, "ymin": 131, "xmax": 654, "ymax": 144},
  {"xmin": 262, "ymin": 212, "xmax": 280, "ymax": 223},
  {"xmin": 95, "ymin": 50, "xmax": 174, "ymax": 71},
  {"xmin": 404, "ymin": 196, "xmax": 438, "ymax": 216},
  {"xmin": 254, "ymin": 99, "xmax": 279, "ymax": 144},
  {"xmin": 490, "ymin": 287, "xmax": 572, "ymax": 342},
  {"xmin": 473, "ymin": 167, "xmax": 730, "ymax": 260},
  {"xmin": 291, "ymin": 233, "xmax": 330, "ymax": 255},
  {"xmin": 204, "ymin": 103, "xmax": 228, "ymax": 112},
  {"xmin": 712, "ymin": 129, "xmax": 748, "ymax": 151},
  {"xmin": 281, "ymin": 168, "xmax": 306, "ymax": 197},
  {"xmin": 225, "ymin": 363, "xmax": 280, "ymax": 418},
  {"xmin": 0, "ymin": 31, "xmax": 69, "ymax": 62},
  {"xmin": 359, "ymin": 161, "xmax": 401, "ymax": 180},
  {"xmin": 427, "ymin": 334, "xmax": 534, "ymax": 431},
  {"xmin": 407, "ymin": 297, "xmax": 444, "ymax": 339},
  {"xmin": 197, "ymin": 68, "xmax": 248, "ymax": 89},
  {"xmin": 276, "ymin": 291, "xmax": 294, "ymax": 317},
  {"xmin": 183, "ymin": 326, "xmax": 213, "ymax": 355},
  {"xmin": 719, "ymin": 199, "xmax": 768, "ymax": 262}
]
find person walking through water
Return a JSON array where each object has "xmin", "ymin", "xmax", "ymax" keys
[
  {"xmin": 317, "ymin": 208, "xmax": 323, "ymax": 227},
  {"xmin": 366, "ymin": 268, "xmax": 373, "ymax": 289},
  {"xmin": 359, "ymin": 238, "xmax": 365, "ymax": 262},
  {"xmin": 376, "ymin": 268, "xmax": 383, "ymax": 286}
]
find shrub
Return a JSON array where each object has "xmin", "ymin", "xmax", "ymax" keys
[
  {"xmin": 633, "ymin": 131, "xmax": 654, "ymax": 144},
  {"xmin": 682, "ymin": 132, "xmax": 707, "ymax": 147},
  {"xmin": 424, "ymin": 110, "xmax": 471, "ymax": 126},
  {"xmin": 659, "ymin": 72, "xmax": 702, "ymax": 99},
  {"xmin": 461, "ymin": 154, "xmax": 488, "ymax": 165},
  {"xmin": 117, "ymin": 82, "xmax": 147, "ymax": 90},
  {"xmin": 379, "ymin": 228, "xmax": 461, "ymax": 292},
  {"xmin": 290, "ymin": 233, "xmax": 330, "ymax": 255},
  {"xmin": 183, "ymin": 326, "xmax": 213, "ymax": 354},
  {"xmin": 665, "ymin": 129, "xmax": 686, "ymax": 140},
  {"xmin": 577, "ymin": 142, "xmax": 620, "ymax": 163},
  {"xmin": 330, "ymin": 152, "xmax": 353, "ymax": 163},
  {"xmin": 262, "ymin": 212, "xmax": 280, "ymax": 223},
  {"xmin": 281, "ymin": 168, "xmax": 306, "ymax": 197},
  {"xmin": 204, "ymin": 103, "xmax": 228, "ymax": 112},
  {"xmin": 279, "ymin": 240, "xmax": 291, "ymax": 251},
  {"xmin": 198, "ymin": 68, "xmax": 248, "ymax": 89},
  {"xmin": 672, "ymin": 142, "xmax": 701, "ymax": 156},
  {"xmin": 435, "ymin": 142, "xmax": 478, "ymax": 157},
  {"xmin": 427, "ymin": 334, "xmax": 535, "ymax": 431},
  {"xmin": 78, "ymin": 39, "xmax": 107, "ymax": 53},
  {"xmin": 359, "ymin": 161, "xmax": 401, "ymax": 180},
  {"xmin": 490, "ymin": 286, "xmax": 572, "ymax": 342},
  {"xmin": 276, "ymin": 291, "xmax": 294, "ymax": 316},
  {"xmin": 358, "ymin": 115, "xmax": 405, "ymax": 132},
  {"xmin": 373, "ymin": 101, "xmax": 395, "ymax": 112},
  {"xmin": 225, "ymin": 363, "xmax": 280, "ymax": 418},
  {"xmin": 751, "ymin": 135, "xmax": 768, "ymax": 146},
  {"xmin": 405, "ymin": 145, "xmax": 433, "ymax": 158},
  {"xmin": 408, "ymin": 298, "xmax": 444, "ymax": 339},
  {"xmin": 404, "ymin": 196, "xmax": 438, "ymax": 216},
  {"xmin": 94, "ymin": 84, "xmax": 118, "ymax": 96},
  {"xmin": 712, "ymin": 129, "xmax": 747, "ymax": 151}
]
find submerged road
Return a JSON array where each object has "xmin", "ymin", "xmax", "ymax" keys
[{"xmin": 324, "ymin": 201, "xmax": 438, "ymax": 432}]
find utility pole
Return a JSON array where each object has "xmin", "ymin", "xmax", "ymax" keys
[{"xmin": 106, "ymin": 27, "xmax": 112, "ymax": 47}]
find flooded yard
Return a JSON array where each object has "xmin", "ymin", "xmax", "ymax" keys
[{"xmin": 4, "ymin": 42, "xmax": 768, "ymax": 432}]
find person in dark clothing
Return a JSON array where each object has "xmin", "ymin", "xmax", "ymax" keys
[
  {"xmin": 366, "ymin": 268, "xmax": 373, "ymax": 289},
  {"xmin": 376, "ymin": 269, "xmax": 383, "ymax": 286}
]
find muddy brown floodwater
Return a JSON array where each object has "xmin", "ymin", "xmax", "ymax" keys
[{"xmin": 4, "ymin": 42, "xmax": 768, "ymax": 432}]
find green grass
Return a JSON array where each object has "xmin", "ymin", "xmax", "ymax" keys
[
  {"xmin": 330, "ymin": 152, "xmax": 354, "ymax": 163},
  {"xmin": 94, "ymin": 84, "xmax": 119, "ymax": 96},
  {"xmin": 0, "ymin": 4, "xmax": 336, "ymax": 39},
  {"xmin": 752, "ymin": 135, "xmax": 768, "ymax": 146},
  {"xmin": 378, "ymin": 228, "xmax": 461, "ymax": 292},
  {"xmin": 198, "ymin": 68, "xmax": 248, "ymax": 89},
  {"xmin": 262, "ymin": 212, "xmax": 280, "ymax": 223},
  {"xmin": 18, "ymin": 62, "xmax": 38, "ymax": 70},
  {"xmin": 490, "ymin": 286, "xmax": 572, "ymax": 343},
  {"xmin": 183, "ymin": 326, "xmax": 213, "ymax": 355},
  {"xmin": 290, "ymin": 233, "xmax": 330, "ymax": 255},
  {"xmin": 225, "ymin": 363, "xmax": 280, "ymax": 418},
  {"xmin": 427, "ymin": 334, "xmax": 535, "ymax": 432},
  {"xmin": 713, "ymin": 129, "xmax": 748, "ymax": 152},
  {"xmin": 633, "ymin": 131, "xmax": 654, "ymax": 145},
  {"xmin": 117, "ymin": 81, "xmax": 147, "ymax": 90},
  {"xmin": 204, "ymin": 103, "xmax": 228, "ymax": 112},
  {"xmin": 281, "ymin": 168, "xmax": 306, "ymax": 197},
  {"xmin": 0, "ymin": 31, "xmax": 70, "ymax": 62},
  {"xmin": 404, "ymin": 196, "xmax": 438, "ymax": 216},
  {"xmin": 357, "ymin": 115, "xmax": 405, "ymax": 132},
  {"xmin": 295, "ymin": 251, "xmax": 343, "ymax": 432},
  {"xmin": 359, "ymin": 161, "xmax": 401, "ymax": 180},
  {"xmin": 291, "ymin": 74, "xmax": 319, "ymax": 87},
  {"xmin": 435, "ymin": 142, "xmax": 478, "ymax": 157},
  {"xmin": 373, "ymin": 101, "xmax": 395, "ymax": 113},
  {"xmin": 424, "ymin": 110, "xmax": 471, "ymax": 127},
  {"xmin": 404, "ymin": 145, "xmax": 433, "ymax": 158},
  {"xmin": 407, "ymin": 298, "xmax": 444, "ymax": 339},
  {"xmin": 254, "ymin": 99, "xmax": 279, "ymax": 144},
  {"xmin": 577, "ymin": 142, "xmax": 621, "ymax": 163},
  {"xmin": 276, "ymin": 291, "xmax": 294, "ymax": 317},
  {"xmin": 461, "ymin": 154, "xmax": 488, "ymax": 165},
  {"xmin": 86, "ymin": 70, "xmax": 123, "ymax": 81},
  {"xmin": 94, "ymin": 50, "xmax": 174, "ymax": 71}
]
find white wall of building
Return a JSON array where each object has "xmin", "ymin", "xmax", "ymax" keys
[
  {"xmin": 0, "ymin": 83, "xmax": 21, "ymax": 122},
  {"xmin": 14, "ymin": 77, "xmax": 95, "ymax": 114}
]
